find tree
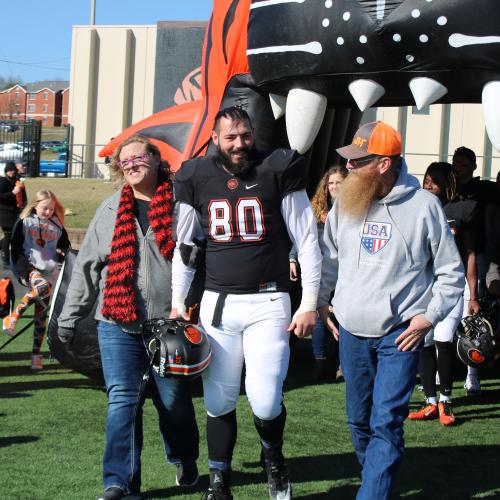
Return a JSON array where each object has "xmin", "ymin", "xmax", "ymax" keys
[{"xmin": 0, "ymin": 76, "xmax": 23, "ymax": 91}]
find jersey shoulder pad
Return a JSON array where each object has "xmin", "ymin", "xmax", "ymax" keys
[
  {"xmin": 174, "ymin": 156, "xmax": 215, "ymax": 206},
  {"xmin": 262, "ymin": 148, "xmax": 307, "ymax": 195},
  {"xmin": 175, "ymin": 156, "xmax": 211, "ymax": 183}
]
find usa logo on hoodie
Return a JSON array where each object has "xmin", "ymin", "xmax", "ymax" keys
[{"xmin": 361, "ymin": 221, "xmax": 392, "ymax": 254}]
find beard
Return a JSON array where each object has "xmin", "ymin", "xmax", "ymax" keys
[
  {"xmin": 216, "ymin": 145, "xmax": 256, "ymax": 176},
  {"xmin": 337, "ymin": 168, "xmax": 382, "ymax": 220}
]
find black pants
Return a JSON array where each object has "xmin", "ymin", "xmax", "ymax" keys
[{"xmin": 0, "ymin": 226, "xmax": 12, "ymax": 263}]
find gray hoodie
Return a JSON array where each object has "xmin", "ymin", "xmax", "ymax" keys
[{"xmin": 318, "ymin": 159, "xmax": 465, "ymax": 338}]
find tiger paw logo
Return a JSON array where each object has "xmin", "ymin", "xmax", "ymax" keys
[
  {"xmin": 174, "ymin": 67, "xmax": 202, "ymax": 105},
  {"xmin": 184, "ymin": 325, "xmax": 203, "ymax": 345}
]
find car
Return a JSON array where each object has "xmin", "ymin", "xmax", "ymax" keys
[
  {"xmin": 0, "ymin": 143, "xmax": 23, "ymax": 160},
  {"xmin": 0, "ymin": 122, "xmax": 19, "ymax": 133},
  {"xmin": 1, "ymin": 142, "xmax": 22, "ymax": 150},
  {"xmin": 39, "ymin": 152, "xmax": 67, "ymax": 176},
  {"xmin": 51, "ymin": 140, "xmax": 68, "ymax": 153},
  {"xmin": 16, "ymin": 141, "xmax": 36, "ymax": 150}
]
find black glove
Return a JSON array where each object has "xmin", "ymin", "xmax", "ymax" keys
[{"xmin": 58, "ymin": 326, "xmax": 75, "ymax": 345}]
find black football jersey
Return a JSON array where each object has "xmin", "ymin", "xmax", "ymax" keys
[
  {"xmin": 444, "ymin": 198, "xmax": 480, "ymax": 264},
  {"xmin": 175, "ymin": 149, "xmax": 307, "ymax": 294}
]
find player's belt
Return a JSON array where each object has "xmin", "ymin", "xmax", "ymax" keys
[{"xmin": 211, "ymin": 292, "xmax": 228, "ymax": 327}]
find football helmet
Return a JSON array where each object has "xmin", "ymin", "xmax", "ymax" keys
[
  {"xmin": 456, "ymin": 315, "xmax": 496, "ymax": 368},
  {"xmin": 144, "ymin": 319, "xmax": 211, "ymax": 378}
]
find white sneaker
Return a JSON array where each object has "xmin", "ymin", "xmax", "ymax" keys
[
  {"xmin": 464, "ymin": 374, "xmax": 481, "ymax": 395},
  {"xmin": 31, "ymin": 354, "xmax": 43, "ymax": 371}
]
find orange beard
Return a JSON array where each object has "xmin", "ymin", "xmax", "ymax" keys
[{"xmin": 337, "ymin": 168, "xmax": 382, "ymax": 220}]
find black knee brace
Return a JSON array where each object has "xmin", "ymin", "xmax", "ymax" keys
[
  {"xmin": 207, "ymin": 410, "xmax": 237, "ymax": 463},
  {"xmin": 253, "ymin": 405, "xmax": 287, "ymax": 449}
]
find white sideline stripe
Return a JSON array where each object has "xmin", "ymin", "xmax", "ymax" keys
[{"xmin": 247, "ymin": 41, "xmax": 322, "ymax": 56}]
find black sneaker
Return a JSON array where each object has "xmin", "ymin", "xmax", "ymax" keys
[
  {"xmin": 262, "ymin": 449, "xmax": 292, "ymax": 500},
  {"xmin": 97, "ymin": 487, "xmax": 125, "ymax": 500},
  {"xmin": 175, "ymin": 462, "xmax": 199, "ymax": 487},
  {"xmin": 96, "ymin": 488, "xmax": 141, "ymax": 500},
  {"xmin": 201, "ymin": 469, "xmax": 233, "ymax": 500}
]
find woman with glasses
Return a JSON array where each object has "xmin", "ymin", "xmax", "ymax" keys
[
  {"xmin": 57, "ymin": 135, "xmax": 199, "ymax": 500},
  {"xmin": 5, "ymin": 189, "xmax": 69, "ymax": 370}
]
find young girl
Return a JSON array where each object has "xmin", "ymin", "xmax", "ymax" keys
[
  {"xmin": 408, "ymin": 162, "xmax": 480, "ymax": 425},
  {"xmin": 4, "ymin": 190, "xmax": 70, "ymax": 370}
]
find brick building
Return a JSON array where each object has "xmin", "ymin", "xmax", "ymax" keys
[{"xmin": 0, "ymin": 80, "xmax": 69, "ymax": 126}]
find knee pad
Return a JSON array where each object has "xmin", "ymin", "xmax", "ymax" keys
[
  {"xmin": 253, "ymin": 405, "xmax": 287, "ymax": 448},
  {"xmin": 207, "ymin": 411, "xmax": 237, "ymax": 463}
]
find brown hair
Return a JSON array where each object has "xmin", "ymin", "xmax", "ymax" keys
[
  {"xmin": 110, "ymin": 135, "xmax": 170, "ymax": 185},
  {"xmin": 20, "ymin": 190, "xmax": 65, "ymax": 224},
  {"xmin": 311, "ymin": 166, "xmax": 348, "ymax": 221}
]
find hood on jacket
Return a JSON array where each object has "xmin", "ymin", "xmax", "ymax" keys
[{"xmin": 376, "ymin": 158, "xmax": 420, "ymax": 205}]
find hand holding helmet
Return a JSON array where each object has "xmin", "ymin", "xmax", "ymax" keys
[
  {"xmin": 143, "ymin": 318, "xmax": 211, "ymax": 378},
  {"xmin": 456, "ymin": 315, "xmax": 496, "ymax": 368}
]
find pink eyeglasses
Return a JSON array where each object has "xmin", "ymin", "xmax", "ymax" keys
[{"xmin": 116, "ymin": 152, "xmax": 152, "ymax": 170}]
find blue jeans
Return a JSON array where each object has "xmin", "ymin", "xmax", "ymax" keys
[
  {"xmin": 311, "ymin": 316, "xmax": 339, "ymax": 360},
  {"xmin": 339, "ymin": 323, "xmax": 420, "ymax": 500},
  {"xmin": 98, "ymin": 321, "xmax": 199, "ymax": 494}
]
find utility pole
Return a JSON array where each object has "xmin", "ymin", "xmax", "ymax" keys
[{"xmin": 90, "ymin": 0, "xmax": 96, "ymax": 25}]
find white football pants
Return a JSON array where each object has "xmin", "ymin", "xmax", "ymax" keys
[
  {"xmin": 199, "ymin": 290, "xmax": 291, "ymax": 420},
  {"xmin": 424, "ymin": 295, "xmax": 465, "ymax": 347}
]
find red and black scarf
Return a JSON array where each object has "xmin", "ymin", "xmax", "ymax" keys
[{"xmin": 101, "ymin": 172, "xmax": 175, "ymax": 323}]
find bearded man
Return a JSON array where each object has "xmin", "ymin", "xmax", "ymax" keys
[
  {"xmin": 172, "ymin": 106, "xmax": 321, "ymax": 500},
  {"xmin": 318, "ymin": 121, "xmax": 464, "ymax": 500}
]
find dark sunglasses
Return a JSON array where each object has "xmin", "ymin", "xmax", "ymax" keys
[{"xmin": 348, "ymin": 156, "xmax": 380, "ymax": 168}]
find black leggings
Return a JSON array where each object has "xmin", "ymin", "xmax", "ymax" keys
[
  {"xmin": 419, "ymin": 341, "xmax": 454, "ymax": 398},
  {"xmin": 0, "ymin": 226, "xmax": 12, "ymax": 263}
]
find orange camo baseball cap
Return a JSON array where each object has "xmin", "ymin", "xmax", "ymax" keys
[{"xmin": 337, "ymin": 121, "xmax": 402, "ymax": 160}]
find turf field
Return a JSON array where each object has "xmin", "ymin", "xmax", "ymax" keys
[{"xmin": 1, "ymin": 322, "xmax": 499, "ymax": 500}]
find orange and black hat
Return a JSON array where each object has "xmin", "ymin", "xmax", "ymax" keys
[{"xmin": 337, "ymin": 121, "xmax": 402, "ymax": 160}]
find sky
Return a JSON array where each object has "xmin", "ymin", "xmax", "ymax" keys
[{"xmin": 0, "ymin": 0, "xmax": 213, "ymax": 84}]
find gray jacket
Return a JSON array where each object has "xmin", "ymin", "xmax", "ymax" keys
[{"xmin": 58, "ymin": 190, "xmax": 173, "ymax": 334}]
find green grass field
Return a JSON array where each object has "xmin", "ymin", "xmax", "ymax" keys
[{"xmin": 1, "ymin": 322, "xmax": 499, "ymax": 500}]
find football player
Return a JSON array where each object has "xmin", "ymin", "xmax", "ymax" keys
[{"xmin": 171, "ymin": 106, "xmax": 321, "ymax": 500}]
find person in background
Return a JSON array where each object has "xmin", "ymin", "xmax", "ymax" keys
[
  {"xmin": 4, "ymin": 190, "xmax": 69, "ymax": 370},
  {"xmin": 294, "ymin": 166, "xmax": 347, "ymax": 382},
  {"xmin": 0, "ymin": 162, "xmax": 23, "ymax": 266},
  {"xmin": 57, "ymin": 135, "xmax": 200, "ymax": 500},
  {"xmin": 408, "ymin": 162, "xmax": 479, "ymax": 426},
  {"xmin": 452, "ymin": 146, "xmax": 498, "ymax": 395}
]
